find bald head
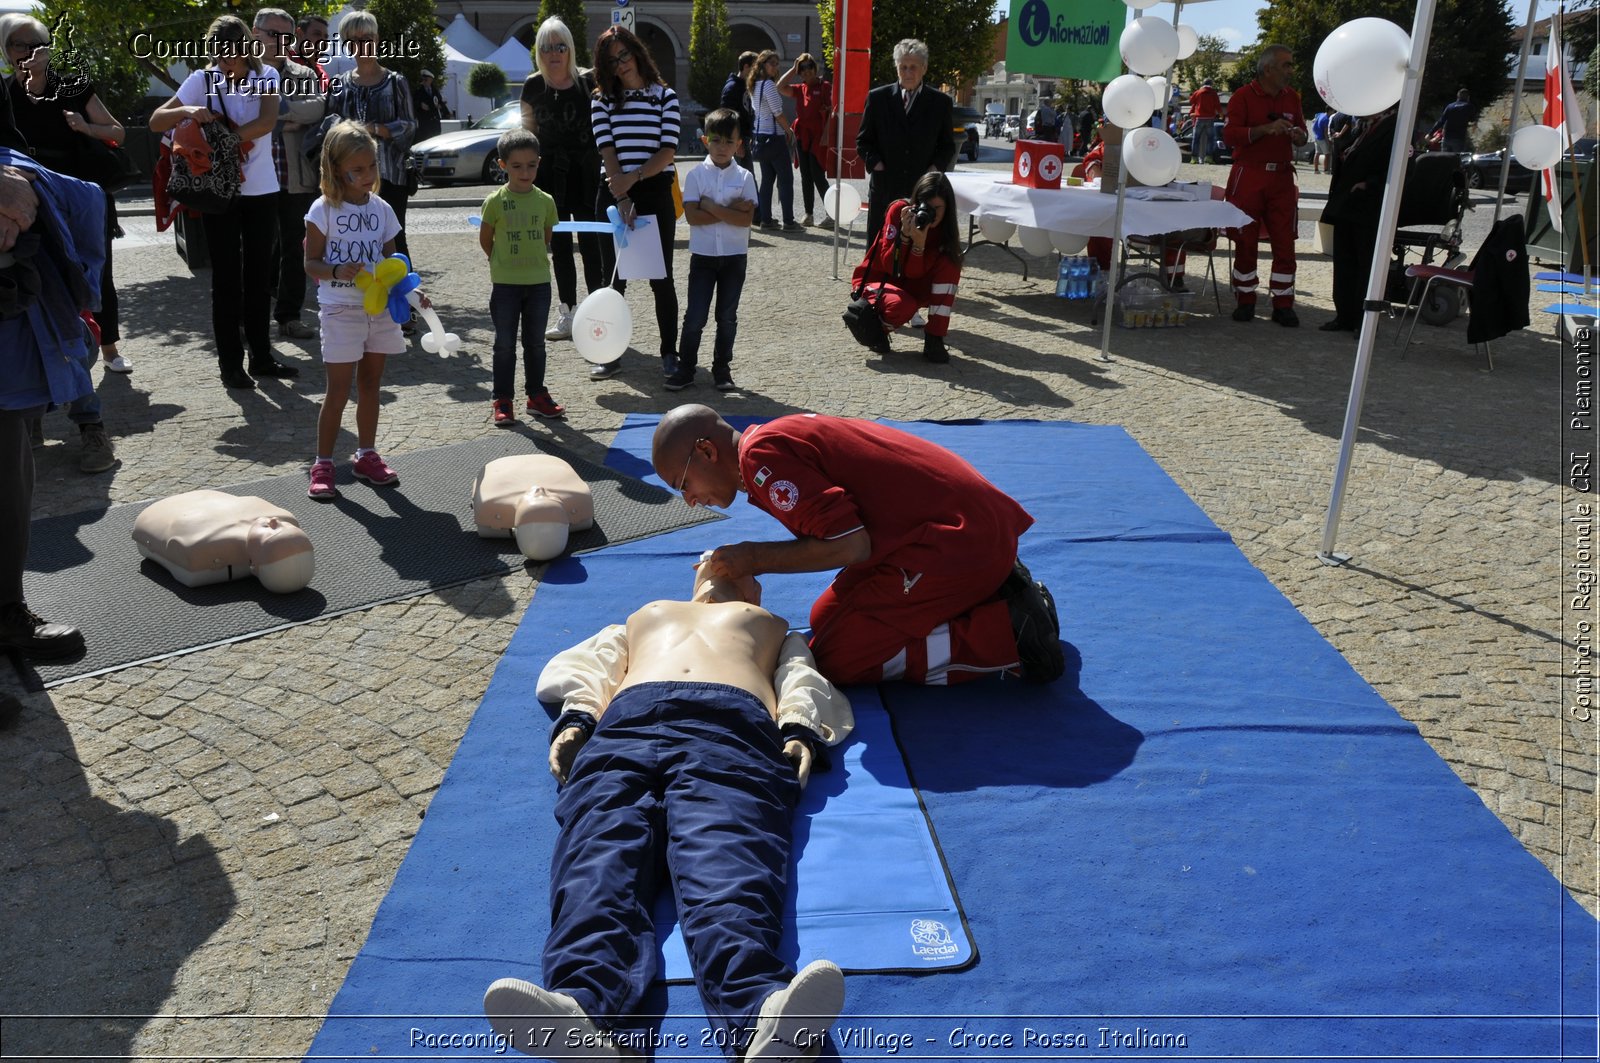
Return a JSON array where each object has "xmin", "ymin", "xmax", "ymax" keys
[
  {"xmin": 654, "ymin": 404, "xmax": 743, "ymax": 508},
  {"xmin": 654, "ymin": 404, "xmax": 728, "ymax": 468}
]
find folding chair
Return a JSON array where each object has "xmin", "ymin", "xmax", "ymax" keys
[
  {"xmin": 1125, "ymin": 228, "xmax": 1223, "ymax": 312},
  {"xmin": 1397, "ymin": 264, "xmax": 1491, "ymax": 370}
]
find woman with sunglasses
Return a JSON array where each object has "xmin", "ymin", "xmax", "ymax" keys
[
  {"xmin": 746, "ymin": 50, "xmax": 797, "ymax": 232},
  {"xmin": 520, "ymin": 17, "xmax": 603, "ymax": 343},
  {"xmin": 589, "ymin": 26, "xmax": 679, "ymax": 383},
  {"xmin": 776, "ymin": 53, "xmax": 832, "ymax": 227}
]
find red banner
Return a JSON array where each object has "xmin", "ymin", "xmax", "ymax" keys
[{"xmin": 828, "ymin": 0, "xmax": 871, "ymax": 179}]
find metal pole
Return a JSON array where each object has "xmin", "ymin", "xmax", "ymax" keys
[
  {"xmin": 831, "ymin": 0, "xmax": 849, "ymax": 279},
  {"xmin": 1097, "ymin": 141, "xmax": 1130, "ymax": 361},
  {"xmin": 1493, "ymin": 0, "xmax": 1540, "ymax": 228},
  {"xmin": 1318, "ymin": 0, "xmax": 1438, "ymax": 564}
]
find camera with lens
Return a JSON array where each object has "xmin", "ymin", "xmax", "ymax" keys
[{"xmin": 912, "ymin": 201, "xmax": 936, "ymax": 228}]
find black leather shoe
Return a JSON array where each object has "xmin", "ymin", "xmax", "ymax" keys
[
  {"xmin": 250, "ymin": 358, "xmax": 300, "ymax": 378},
  {"xmin": 1231, "ymin": 304, "xmax": 1255, "ymax": 322},
  {"xmin": 999, "ymin": 560, "xmax": 1063, "ymax": 683},
  {"xmin": 0, "ymin": 601, "xmax": 85, "ymax": 661},
  {"xmin": 922, "ymin": 335, "xmax": 950, "ymax": 363},
  {"xmin": 220, "ymin": 367, "xmax": 256, "ymax": 389},
  {"xmin": 1270, "ymin": 307, "xmax": 1300, "ymax": 327}
]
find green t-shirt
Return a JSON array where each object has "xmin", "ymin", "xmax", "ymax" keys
[{"xmin": 480, "ymin": 184, "xmax": 558, "ymax": 285}]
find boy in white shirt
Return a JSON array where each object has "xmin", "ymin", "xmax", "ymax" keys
[{"xmin": 666, "ymin": 108, "xmax": 758, "ymax": 393}]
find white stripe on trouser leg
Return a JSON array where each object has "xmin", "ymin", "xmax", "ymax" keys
[
  {"xmin": 920, "ymin": 624, "xmax": 952, "ymax": 686},
  {"xmin": 1270, "ymin": 272, "xmax": 1294, "ymax": 298},
  {"xmin": 1231, "ymin": 269, "xmax": 1257, "ymax": 282},
  {"xmin": 928, "ymin": 306, "xmax": 951, "ymax": 317},
  {"xmin": 929, "ymin": 283, "xmax": 959, "ymax": 295},
  {"xmin": 880, "ymin": 648, "xmax": 907, "ymax": 682}
]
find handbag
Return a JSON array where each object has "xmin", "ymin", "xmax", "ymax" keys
[
  {"xmin": 669, "ymin": 166, "xmax": 682, "ymax": 219},
  {"xmin": 75, "ymin": 136, "xmax": 142, "ymax": 192},
  {"xmin": 165, "ymin": 95, "xmax": 243, "ymax": 214}
]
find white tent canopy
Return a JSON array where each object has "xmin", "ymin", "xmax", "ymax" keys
[
  {"xmin": 440, "ymin": 40, "xmax": 494, "ymax": 123},
  {"xmin": 485, "ymin": 37, "xmax": 535, "ymax": 83},
  {"xmin": 441, "ymin": 13, "xmax": 496, "ymax": 61}
]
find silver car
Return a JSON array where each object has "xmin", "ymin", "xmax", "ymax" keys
[{"xmin": 409, "ymin": 101, "xmax": 522, "ymax": 186}]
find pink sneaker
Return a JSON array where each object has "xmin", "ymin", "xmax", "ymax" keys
[
  {"xmin": 308, "ymin": 460, "xmax": 338, "ymax": 500},
  {"xmin": 351, "ymin": 450, "xmax": 399, "ymax": 486}
]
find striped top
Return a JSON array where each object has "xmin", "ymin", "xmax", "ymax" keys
[
  {"xmin": 591, "ymin": 84, "xmax": 680, "ymax": 173},
  {"xmin": 751, "ymin": 79, "xmax": 784, "ymax": 136}
]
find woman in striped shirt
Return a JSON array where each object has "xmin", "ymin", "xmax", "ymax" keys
[
  {"xmin": 747, "ymin": 50, "xmax": 798, "ymax": 231},
  {"xmin": 589, "ymin": 26, "xmax": 679, "ymax": 382}
]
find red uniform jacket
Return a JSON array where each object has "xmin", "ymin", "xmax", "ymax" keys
[
  {"xmin": 1222, "ymin": 80, "xmax": 1305, "ymax": 166},
  {"xmin": 1188, "ymin": 85, "xmax": 1219, "ymax": 121},
  {"xmin": 850, "ymin": 198, "xmax": 962, "ymax": 322}
]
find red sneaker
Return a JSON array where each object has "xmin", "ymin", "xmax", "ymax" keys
[
  {"xmin": 307, "ymin": 460, "xmax": 338, "ymax": 500},
  {"xmin": 527, "ymin": 390, "xmax": 566, "ymax": 419},
  {"xmin": 492, "ymin": 398, "xmax": 515, "ymax": 426},
  {"xmin": 351, "ymin": 450, "xmax": 399, "ymax": 486}
]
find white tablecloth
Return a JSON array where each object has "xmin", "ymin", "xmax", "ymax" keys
[{"xmin": 947, "ymin": 172, "xmax": 1251, "ymax": 240}]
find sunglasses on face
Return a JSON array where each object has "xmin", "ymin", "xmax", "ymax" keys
[
  {"xmin": 7, "ymin": 40, "xmax": 46, "ymax": 52},
  {"xmin": 540, "ymin": 43, "xmax": 568, "ymax": 54}
]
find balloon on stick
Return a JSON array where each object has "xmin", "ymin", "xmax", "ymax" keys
[
  {"xmin": 1120, "ymin": 16, "xmax": 1179, "ymax": 76},
  {"xmin": 1104, "ymin": 74, "xmax": 1158, "ymax": 130},
  {"xmin": 1176, "ymin": 24, "xmax": 1199, "ymax": 60},
  {"xmin": 1510, "ymin": 123, "xmax": 1563, "ymax": 169},
  {"xmin": 978, "ymin": 214, "xmax": 1017, "ymax": 243},
  {"xmin": 1124, "ymin": 128, "xmax": 1183, "ymax": 186},
  {"xmin": 570, "ymin": 287, "xmax": 632, "ymax": 365},
  {"xmin": 1313, "ymin": 18, "xmax": 1410, "ymax": 116},
  {"xmin": 819, "ymin": 182, "xmax": 863, "ymax": 226},
  {"xmin": 1016, "ymin": 226, "xmax": 1055, "ymax": 257}
]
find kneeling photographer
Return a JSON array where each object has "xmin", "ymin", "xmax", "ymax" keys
[{"xmin": 842, "ymin": 172, "xmax": 961, "ymax": 364}]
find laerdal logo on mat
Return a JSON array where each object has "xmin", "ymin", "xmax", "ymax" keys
[{"xmin": 909, "ymin": 918, "xmax": 958, "ymax": 958}]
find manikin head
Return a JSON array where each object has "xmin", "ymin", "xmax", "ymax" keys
[
  {"xmin": 513, "ymin": 486, "xmax": 570, "ymax": 561},
  {"xmin": 245, "ymin": 516, "xmax": 314, "ymax": 593},
  {"xmin": 692, "ymin": 558, "xmax": 762, "ymax": 606}
]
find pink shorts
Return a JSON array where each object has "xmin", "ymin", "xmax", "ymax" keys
[{"xmin": 319, "ymin": 303, "xmax": 408, "ymax": 364}]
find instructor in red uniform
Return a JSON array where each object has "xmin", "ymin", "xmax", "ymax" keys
[
  {"xmin": 653, "ymin": 405, "xmax": 1064, "ymax": 687},
  {"xmin": 1222, "ymin": 44, "xmax": 1308, "ymax": 327}
]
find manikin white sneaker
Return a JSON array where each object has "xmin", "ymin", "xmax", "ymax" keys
[
  {"xmin": 909, "ymin": 311, "xmax": 927, "ymax": 329},
  {"xmin": 483, "ymin": 978, "xmax": 637, "ymax": 1060},
  {"xmin": 546, "ymin": 303, "xmax": 575, "ymax": 340},
  {"xmin": 745, "ymin": 960, "xmax": 845, "ymax": 1063}
]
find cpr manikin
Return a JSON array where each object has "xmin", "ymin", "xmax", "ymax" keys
[
  {"xmin": 133, "ymin": 491, "xmax": 314, "ymax": 593},
  {"xmin": 471, "ymin": 455, "xmax": 595, "ymax": 561}
]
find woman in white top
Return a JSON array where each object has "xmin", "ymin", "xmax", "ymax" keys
[
  {"xmin": 746, "ymin": 50, "xmax": 797, "ymax": 231},
  {"xmin": 150, "ymin": 14, "xmax": 293, "ymax": 389}
]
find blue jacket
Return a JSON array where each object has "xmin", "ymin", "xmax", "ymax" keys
[{"xmin": 0, "ymin": 148, "xmax": 104, "ymax": 411}]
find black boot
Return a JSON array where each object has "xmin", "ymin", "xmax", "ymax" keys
[
  {"xmin": 922, "ymin": 334, "xmax": 950, "ymax": 364},
  {"xmin": 999, "ymin": 560, "xmax": 1063, "ymax": 683}
]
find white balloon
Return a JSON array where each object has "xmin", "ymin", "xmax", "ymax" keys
[
  {"xmin": 1103, "ymin": 74, "xmax": 1158, "ymax": 130},
  {"xmin": 571, "ymin": 287, "xmax": 632, "ymax": 365},
  {"xmin": 1016, "ymin": 226, "xmax": 1055, "ymax": 257},
  {"xmin": 1147, "ymin": 76, "xmax": 1169, "ymax": 107},
  {"xmin": 1125, "ymin": 128, "xmax": 1183, "ymax": 186},
  {"xmin": 1121, "ymin": 0, "xmax": 1162, "ymax": 9},
  {"xmin": 1313, "ymin": 18, "xmax": 1410, "ymax": 117},
  {"xmin": 1051, "ymin": 230, "xmax": 1089, "ymax": 255},
  {"xmin": 1176, "ymin": 24, "xmax": 1199, "ymax": 60},
  {"xmin": 406, "ymin": 292, "xmax": 461, "ymax": 355},
  {"xmin": 978, "ymin": 214, "xmax": 1017, "ymax": 243},
  {"xmin": 819, "ymin": 182, "xmax": 863, "ymax": 226},
  {"xmin": 1510, "ymin": 123, "xmax": 1563, "ymax": 169},
  {"xmin": 1120, "ymin": 16, "xmax": 1180, "ymax": 76}
]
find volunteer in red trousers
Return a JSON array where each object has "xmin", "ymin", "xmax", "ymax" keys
[
  {"xmin": 1221, "ymin": 44, "xmax": 1308, "ymax": 327},
  {"xmin": 653, "ymin": 405, "xmax": 1065, "ymax": 688}
]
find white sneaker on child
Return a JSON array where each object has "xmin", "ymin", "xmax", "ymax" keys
[{"xmin": 546, "ymin": 303, "xmax": 575, "ymax": 340}]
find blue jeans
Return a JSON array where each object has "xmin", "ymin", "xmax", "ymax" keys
[
  {"xmin": 753, "ymin": 133, "xmax": 793, "ymax": 225},
  {"xmin": 67, "ymin": 348, "xmax": 100, "ymax": 427},
  {"xmin": 679, "ymin": 253, "xmax": 747, "ymax": 378},
  {"xmin": 489, "ymin": 282, "xmax": 552, "ymax": 399},
  {"xmin": 1191, "ymin": 119, "xmax": 1216, "ymax": 161}
]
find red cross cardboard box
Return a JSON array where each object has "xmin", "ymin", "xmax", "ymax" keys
[{"xmin": 1012, "ymin": 140, "xmax": 1065, "ymax": 189}]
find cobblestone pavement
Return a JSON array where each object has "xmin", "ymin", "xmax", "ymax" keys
[{"xmin": 1, "ymin": 157, "xmax": 1593, "ymax": 1061}]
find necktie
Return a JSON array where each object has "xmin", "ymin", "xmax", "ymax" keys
[{"xmin": 903, "ymin": 90, "xmax": 913, "ymax": 114}]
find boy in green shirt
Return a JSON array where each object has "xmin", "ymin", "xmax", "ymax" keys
[{"xmin": 479, "ymin": 130, "xmax": 565, "ymax": 423}]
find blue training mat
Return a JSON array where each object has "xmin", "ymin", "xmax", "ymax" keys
[{"xmin": 305, "ymin": 417, "xmax": 1596, "ymax": 1063}]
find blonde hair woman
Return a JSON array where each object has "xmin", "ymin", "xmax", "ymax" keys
[{"xmin": 150, "ymin": 15, "xmax": 292, "ymax": 389}]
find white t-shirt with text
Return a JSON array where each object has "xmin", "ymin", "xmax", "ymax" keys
[{"xmin": 304, "ymin": 194, "xmax": 403, "ymax": 305}]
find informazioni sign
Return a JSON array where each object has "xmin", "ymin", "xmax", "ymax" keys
[{"xmin": 1006, "ymin": 0, "xmax": 1126, "ymax": 82}]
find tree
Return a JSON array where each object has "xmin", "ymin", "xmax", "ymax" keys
[
  {"xmin": 688, "ymin": 0, "xmax": 733, "ymax": 109},
  {"xmin": 817, "ymin": 0, "xmax": 995, "ymax": 96},
  {"xmin": 468, "ymin": 62, "xmax": 509, "ymax": 106},
  {"xmin": 1177, "ymin": 32, "xmax": 1229, "ymax": 90},
  {"xmin": 536, "ymin": 0, "xmax": 591, "ymax": 68},
  {"xmin": 40, "ymin": 0, "xmax": 343, "ymax": 120},
  {"xmin": 366, "ymin": 0, "xmax": 445, "ymax": 95},
  {"xmin": 1249, "ymin": 0, "xmax": 1514, "ymax": 123}
]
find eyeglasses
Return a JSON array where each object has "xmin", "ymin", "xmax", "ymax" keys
[
  {"xmin": 7, "ymin": 40, "xmax": 47, "ymax": 52},
  {"xmin": 675, "ymin": 438, "xmax": 708, "ymax": 496},
  {"xmin": 607, "ymin": 48, "xmax": 633, "ymax": 65},
  {"xmin": 539, "ymin": 43, "xmax": 568, "ymax": 54}
]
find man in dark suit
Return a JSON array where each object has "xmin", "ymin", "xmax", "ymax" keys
[
  {"xmin": 1319, "ymin": 107, "xmax": 1398, "ymax": 332},
  {"xmin": 856, "ymin": 39, "xmax": 954, "ymax": 244}
]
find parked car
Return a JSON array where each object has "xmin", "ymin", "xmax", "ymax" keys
[
  {"xmin": 1003, "ymin": 115, "xmax": 1021, "ymax": 142},
  {"xmin": 953, "ymin": 106, "xmax": 983, "ymax": 161},
  {"xmin": 1460, "ymin": 135, "xmax": 1595, "ymax": 192},
  {"xmin": 409, "ymin": 101, "xmax": 521, "ymax": 186}
]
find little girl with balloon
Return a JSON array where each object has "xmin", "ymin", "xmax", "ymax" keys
[{"xmin": 302, "ymin": 120, "xmax": 428, "ymax": 500}]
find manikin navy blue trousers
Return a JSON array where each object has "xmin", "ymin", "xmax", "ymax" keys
[{"xmin": 545, "ymin": 681, "xmax": 801, "ymax": 1057}]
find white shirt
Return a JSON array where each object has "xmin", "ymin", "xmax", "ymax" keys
[
  {"xmin": 175, "ymin": 66, "xmax": 282, "ymax": 197},
  {"xmin": 303, "ymin": 194, "xmax": 403, "ymax": 305},
  {"xmin": 682, "ymin": 156, "xmax": 757, "ymax": 257}
]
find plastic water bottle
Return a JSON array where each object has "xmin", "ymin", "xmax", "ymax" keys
[
  {"xmin": 1074, "ymin": 257, "xmax": 1090, "ymax": 300},
  {"xmin": 1087, "ymin": 260, "xmax": 1103, "ymax": 301},
  {"xmin": 1056, "ymin": 256, "xmax": 1072, "ymax": 298}
]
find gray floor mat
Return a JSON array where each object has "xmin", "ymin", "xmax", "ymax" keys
[{"xmin": 13, "ymin": 433, "xmax": 721, "ymax": 689}]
